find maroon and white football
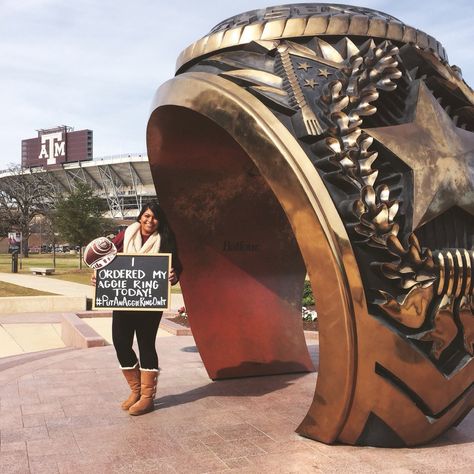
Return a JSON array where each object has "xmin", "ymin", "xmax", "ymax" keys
[{"xmin": 83, "ymin": 237, "xmax": 117, "ymax": 269}]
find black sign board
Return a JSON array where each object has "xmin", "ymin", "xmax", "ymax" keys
[{"xmin": 93, "ymin": 253, "xmax": 171, "ymax": 311}]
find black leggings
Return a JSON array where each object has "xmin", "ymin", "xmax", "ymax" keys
[{"xmin": 112, "ymin": 311, "xmax": 163, "ymax": 370}]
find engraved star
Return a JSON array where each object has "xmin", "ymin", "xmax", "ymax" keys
[
  {"xmin": 365, "ymin": 81, "xmax": 474, "ymax": 230},
  {"xmin": 318, "ymin": 68, "xmax": 331, "ymax": 78},
  {"xmin": 303, "ymin": 78, "xmax": 318, "ymax": 89},
  {"xmin": 297, "ymin": 61, "xmax": 312, "ymax": 72}
]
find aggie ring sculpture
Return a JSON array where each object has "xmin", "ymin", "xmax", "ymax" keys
[{"xmin": 147, "ymin": 4, "xmax": 474, "ymax": 447}]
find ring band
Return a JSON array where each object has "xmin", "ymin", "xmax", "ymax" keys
[{"xmin": 148, "ymin": 4, "xmax": 473, "ymax": 447}]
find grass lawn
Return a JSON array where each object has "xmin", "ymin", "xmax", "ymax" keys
[
  {"xmin": 0, "ymin": 253, "xmax": 94, "ymax": 286},
  {"xmin": 0, "ymin": 281, "xmax": 56, "ymax": 297},
  {"xmin": 47, "ymin": 271, "xmax": 93, "ymax": 285},
  {"xmin": 46, "ymin": 270, "xmax": 182, "ymax": 291},
  {"xmin": 0, "ymin": 253, "xmax": 86, "ymax": 273}
]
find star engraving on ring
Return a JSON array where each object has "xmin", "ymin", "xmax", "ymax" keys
[
  {"xmin": 365, "ymin": 82, "xmax": 474, "ymax": 229},
  {"xmin": 297, "ymin": 61, "xmax": 312, "ymax": 72},
  {"xmin": 318, "ymin": 68, "xmax": 331, "ymax": 78},
  {"xmin": 303, "ymin": 78, "xmax": 318, "ymax": 89}
]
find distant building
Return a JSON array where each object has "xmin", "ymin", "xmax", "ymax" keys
[
  {"xmin": 2, "ymin": 126, "xmax": 156, "ymax": 219},
  {"xmin": 22, "ymin": 125, "xmax": 93, "ymax": 168}
]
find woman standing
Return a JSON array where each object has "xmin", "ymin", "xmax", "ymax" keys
[{"xmin": 95, "ymin": 201, "xmax": 182, "ymax": 416}]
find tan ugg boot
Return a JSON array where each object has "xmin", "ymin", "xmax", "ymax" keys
[
  {"xmin": 128, "ymin": 370, "xmax": 158, "ymax": 416},
  {"xmin": 121, "ymin": 365, "xmax": 141, "ymax": 410}
]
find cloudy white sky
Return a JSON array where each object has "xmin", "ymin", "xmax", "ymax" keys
[{"xmin": 0, "ymin": 0, "xmax": 472, "ymax": 169}]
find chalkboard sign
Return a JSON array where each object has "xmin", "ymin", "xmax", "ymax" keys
[{"xmin": 93, "ymin": 253, "xmax": 171, "ymax": 311}]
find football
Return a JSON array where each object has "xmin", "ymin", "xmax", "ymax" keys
[{"xmin": 83, "ymin": 237, "xmax": 117, "ymax": 269}]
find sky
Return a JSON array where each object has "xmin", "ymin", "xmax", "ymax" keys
[{"xmin": 0, "ymin": 0, "xmax": 473, "ymax": 170}]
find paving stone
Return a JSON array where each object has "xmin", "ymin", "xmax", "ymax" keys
[
  {"xmin": 0, "ymin": 412, "xmax": 23, "ymax": 430},
  {"xmin": 26, "ymin": 434, "xmax": 79, "ymax": 457},
  {"xmin": 224, "ymin": 456, "xmax": 253, "ymax": 470},
  {"xmin": 0, "ymin": 441, "xmax": 27, "ymax": 453},
  {"xmin": 214, "ymin": 422, "xmax": 267, "ymax": 441},
  {"xmin": 0, "ymin": 450, "xmax": 29, "ymax": 474},
  {"xmin": 29, "ymin": 455, "xmax": 60, "ymax": 474},
  {"xmin": 21, "ymin": 414, "xmax": 45, "ymax": 428},
  {"xmin": 1, "ymin": 426, "xmax": 49, "ymax": 444},
  {"xmin": 169, "ymin": 452, "xmax": 229, "ymax": 473},
  {"xmin": 206, "ymin": 438, "xmax": 266, "ymax": 460},
  {"xmin": 21, "ymin": 402, "xmax": 62, "ymax": 416}
]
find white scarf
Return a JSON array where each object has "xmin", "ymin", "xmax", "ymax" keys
[{"xmin": 123, "ymin": 222, "xmax": 161, "ymax": 254}]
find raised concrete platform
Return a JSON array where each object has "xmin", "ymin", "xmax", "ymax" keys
[
  {"xmin": 76, "ymin": 310, "xmax": 192, "ymax": 337},
  {"xmin": 60, "ymin": 313, "xmax": 107, "ymax": 349},
  {"xmin": 0, "ymin": 337, "xmax": 472, "ymax": 473},
  {"xmin": 0, "ymin": 269, "xmax": 189, "ymax": 356},
  {"xmin": 0, "ymin": 311, "xmax": 181, "ymax": 358},
  {"xmin": 161, "ymin": 318, "xmax": 192, "ymax": 336},
  {"xmin": 0, "ymin": 296, "xmax": 87, "ymax": 313}
]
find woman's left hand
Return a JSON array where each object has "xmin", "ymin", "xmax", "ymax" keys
[{"xmin": 169, "ymin": 267, "xmax": 178, "ymax": 286}]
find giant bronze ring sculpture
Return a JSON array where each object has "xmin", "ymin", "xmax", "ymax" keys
[{"xmin": 147, "ymin": 4, "xmax": 473, "ymax": 447}]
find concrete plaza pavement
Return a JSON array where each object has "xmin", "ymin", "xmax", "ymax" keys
[
  {"xmin": 0, "ymin": 273, "xmax": 473, "ymax": 472},
  {"xmin": 0, "ymin": 337, "xmax": 473, "ymax": 473}
]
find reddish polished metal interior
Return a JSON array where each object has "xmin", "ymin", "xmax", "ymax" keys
[{"xmin": 148, "ymin": 106, "xmax": 314, "ymax": 379}]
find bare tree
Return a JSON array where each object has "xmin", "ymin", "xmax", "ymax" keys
[
  {"xmin": 38, "ymin": 209, "xmax": 57, "ymax": 266},
  {"xmin": 0, "ymin": 165, "xmax": 56, "ymax": 256},
  {"xmin": 0, "ymin": 207, "xmax": 12, "ymax": 237}
]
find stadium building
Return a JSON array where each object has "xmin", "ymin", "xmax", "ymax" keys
[
  {"xmin": 1, "ymin": 125, "xmax": 157, "ymax": 219},
  {"xmin": 0, "ymin": 126, "xmax": 157, "ymax": 253}
]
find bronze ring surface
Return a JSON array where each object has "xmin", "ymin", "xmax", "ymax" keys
[{"xmin": 147, "ymin": 4, "xmax": 474, "ymax": 447}]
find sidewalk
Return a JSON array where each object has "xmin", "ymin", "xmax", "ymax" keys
[
  {"xmin": 0, "ymin": 272, "xmax": 185, "ymax": 308},
  {"xmin": 0, "ymin": 272, "xmax": 184, "ymax": 358},
  {"xmin": 0, "ymin": 337, "xmax": 472, "ymax": 473},
  {"xmin": 0, "ymin": 273, "xmax": 94, "ymax": 299}
]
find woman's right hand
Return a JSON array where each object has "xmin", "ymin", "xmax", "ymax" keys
[{"xmin": 168, "ymin": 267, "xmax": 179, "ymax": 286}]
